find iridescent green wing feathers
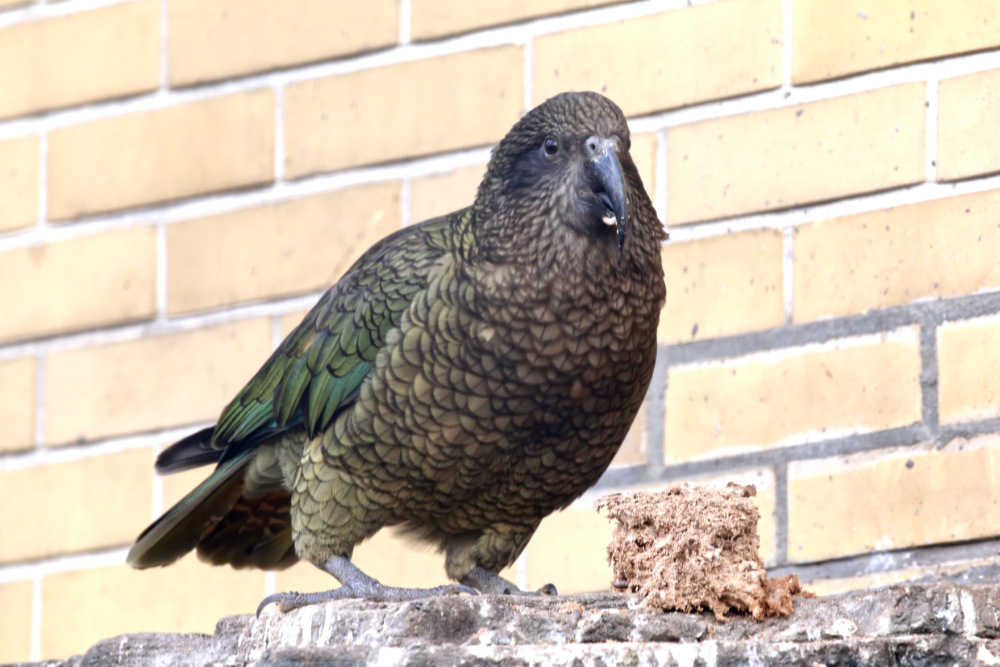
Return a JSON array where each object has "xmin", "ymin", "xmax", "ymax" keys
[
  {"xmin": 214, "ymin": 214, "xmax": 456, "ymax": 447},
  {"xmin": 130, "ymin": 214, "xmax": 459, "ymax": 568}
]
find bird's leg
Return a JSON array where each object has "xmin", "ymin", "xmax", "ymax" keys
[
  {"xmin": 460, "ymin": 566, "xmax": 558, "ymax": 596},
  {"xmin": 256, "ymin": 555, "xmax": 477, "ymax": 615}
]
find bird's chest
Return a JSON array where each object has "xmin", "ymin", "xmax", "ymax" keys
[{"xmin": 465, "ymin": 270, "xmax": 647, "ymax": 411}]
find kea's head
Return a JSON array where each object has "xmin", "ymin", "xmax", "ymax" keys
[{"xmin": 473, "ymin": 91, "xmax": 656, "ymax": 263}]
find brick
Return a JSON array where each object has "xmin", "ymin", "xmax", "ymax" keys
[
  {"xmin": 169, "ymin": 0, "xmax": 397, "ymax": 86},
  {"xmin": 280, "ymin": 310, "xmax": 310, "ymax": 338},
  {"xmin": 46, "ymin": 319, "xmax": 272, "ymax": 445},
  {"xmin": 168, "ymin": 184, "xmax": 401, "ymax": 314},
  {"xmin": 270, "ymin": 562, "xmax": 333, "ymax": 599},
  {"xmin": 611, "ymin": 400, "xmax": 647, "ymax": 467},
  {"xmin": 938, "ymin": 68, "xmax": 1000, "ymax": 182},
  {"xmin": 161, "ymin": 463, "xmax": 215, "ymax": 511},
  {"xmin": 793, "ymin": 0, "xmax": 1000, "ymax": 84},
  {"xmin": 793, "ymin": 189, "xmax": 1000, "ymax": 323},
  {"xmin": 284, "ymin": 47, "xmax": 523, "ymax": 178},
  {"xmin": 411, "ymin": 0, "xmax": 627, "ymax": 40},
  {"xmin": 526, "ymin": 499, "xmax": 613, "ymax": 594},
  {"xmin": 0, "ymin": 580, "xmax": 32, "ymax": 663},
  {"xmin": 939, "ymin": 317, "xmax": 1000, "ymax": 425},
  {"xmin": 409, "ymin": 164, "xmax": 485, "ymax": 224},
  {"xmin": 0, "ymin": 226, "xmax": 156, "ymax": 344},
  {"xmin": 360, "ymin": 528, "xmax": 516, "ymax": 590},
  {"xmin": 788, "ymin": 435, "xmax": 1000, "ymax": 563},
  {"xmin": 667, "ymin": 83, "xmax": 926, "ymax": 225},
  {"xmin": 805, "ymin": 558, "xmax": 1000, "ymax": 597},
  {"xmin": 534, "ymin": 0, "xmax": 782, "ymax": 117},
  {"xmin": 49, "ymin": 90, "xmax": 274, "ymax": 220},
  {"xmin": 747, "ymin": 470, "xmax": 777, "ymax": 566},
  {"xmin": 0, "ymin": 134, "xmax": 38, "ymax": 232},
  {"xmin": 660, "ymin": 229, "xmax": 783, "ymax": 344},
  {"xmin": 629, "ymin": 133, "xmax": 658, "ymax": 206},
  {"xmin": 0, "ymin": 1, "xmax": 159, "ymax": 120},
  {"xmin": 805, "ymin": 566, "xmax": 932, "ymax": 598},
  {"xmin": 665, "ymin": 328, "xmax": 921, "ymax": 461},
  {"xmin": 0, "ymin": 357, "xmax": 35, "ymax": 454},
  {"xmin": 0, "ymin": 448, "xmax": 154, "ymax": 563},
  {"xmin": 41, "ymin": 557, "xmax": 265, "ymax": 660}
]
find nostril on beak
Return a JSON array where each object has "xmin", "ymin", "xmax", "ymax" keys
[{"xmin": 586, "ymin": 137, "xmax": 600, "ymax": 156}]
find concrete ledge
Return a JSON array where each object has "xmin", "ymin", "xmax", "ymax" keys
[{"xmin": 22, "ymin": 582, "xmax": 1000, "ymax": 666}]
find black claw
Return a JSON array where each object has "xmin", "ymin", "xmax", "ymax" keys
[
  {"xmin": 536, "ymin": 583, "xmax": 558, "ymax": 596},
  {"xmin": 448, "ymin": 584, "xmax": 480, "ymax": 597},
  {"xmin": 256, "ymin": 592, "xmax": 285, "ymax": 617}
]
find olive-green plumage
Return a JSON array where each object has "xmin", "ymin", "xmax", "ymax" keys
[{"xmin": 128, "ymin": 92, "xmax": 667, "ymax": 605}]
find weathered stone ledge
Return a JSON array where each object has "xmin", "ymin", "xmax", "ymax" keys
[{"xmin": 22, "ymin": 582, "xmax": 1000, "ymax": 666}]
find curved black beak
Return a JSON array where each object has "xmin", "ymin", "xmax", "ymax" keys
[{"xmin": 590, "ymin": 138, "xmax": 628, "ymax": 250}]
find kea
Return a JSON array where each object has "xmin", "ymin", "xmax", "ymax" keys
[{"xmin": 127, "ymin": 91, "xmax": 667, "ymax": 613}]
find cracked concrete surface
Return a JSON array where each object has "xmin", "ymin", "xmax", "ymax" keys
[{"xmin": 16, "ymin": 582, "xmax": 1000, "ymax": 666}]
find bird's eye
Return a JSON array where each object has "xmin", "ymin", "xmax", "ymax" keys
[{"xmin": 542, "ymin": 137, "xmax": 559, "ymax": 156}]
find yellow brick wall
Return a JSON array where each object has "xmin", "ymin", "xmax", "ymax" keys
[{"xmin": 1, "ymin": 0, "xmax": 999, "ymax": 661}]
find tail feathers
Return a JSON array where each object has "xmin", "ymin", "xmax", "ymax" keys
[
  {"xmin": 155, "ymin": 426, "xmax": 222, "ymax": 474},
  {"xmin": 127, "ymin": 451, "xmax": 249, "ymax": 569},
  {"xmin": 196, "ymin": 491, "xmax": 298, "ymax": 570}
]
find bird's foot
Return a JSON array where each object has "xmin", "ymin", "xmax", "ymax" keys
[
  {"xmin": 256, "ymin": 555, "xmax": 477, "ymax": 616},
  {"xmin": 461, "ymin": 566, "xmax": 558, "ymax": 596},
  {"xmin": 256, "ymin": 582, "xmax": 474, "ymax": 616},
  {"xmin": 256, "ymin": 589, "xmax": 351, "ymax": 616}
]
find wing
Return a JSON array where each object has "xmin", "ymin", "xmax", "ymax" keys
[
  {"xmin": 212, "ymin": 213, "xmax": 455, "ymax": 457},
  {"xmin": 155, "ymin": 214, "xmax": 456, "ymax": 475},
  {"xmin": 131, "ymin": 213, "xmax": 461, "ymax": 568}
]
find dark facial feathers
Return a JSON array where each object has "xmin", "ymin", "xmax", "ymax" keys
[{"xmin": 474, "ymin": 91, "xmax": 664, "ymax": 265}]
